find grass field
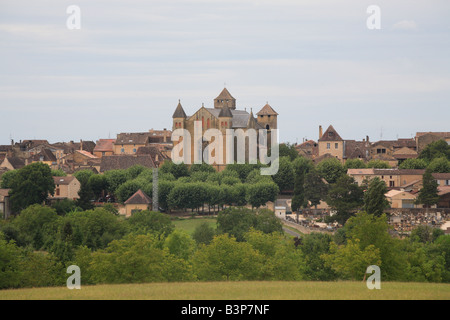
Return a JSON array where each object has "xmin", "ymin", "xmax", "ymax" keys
[
  {"xmin": 172, "ymin": 217, "xmax": 217, "ymax": 235},
  {"xmin": 1, "ymin": 281, "xmax": 449, "ymax": 300}
]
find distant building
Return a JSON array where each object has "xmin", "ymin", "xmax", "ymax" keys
[
  {"xmin": 49, "ymin": 176, "xmax": 81, "ymax": 201},
  {"xmin": 172, "ymin": 88, "xmax": 278, "ymax": 170},
  {"xmin": 93, "ymin": 139, "xmax": 116, "ymax": 158},
  {"xmin": 124, "ymin": 189, "xmax": 152, "ymax": 217},
  {"xmin": 0, "ymin": 189, "xmax": 11, "ymax": 219}
]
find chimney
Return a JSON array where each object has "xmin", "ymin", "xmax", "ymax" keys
[
  {"xmin": 80, "ymin": 139, "xmax": 83, "ymax": 151},
  {"xmin": 366, "ymin": 135, "xmax": 369, "ymax": 142},
  {"xmin": 319, "ymin": 126, "xmax": 323, "ymax": 139}
]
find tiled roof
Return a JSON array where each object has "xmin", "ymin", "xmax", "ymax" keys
[
  {"xmin": 100, "ymin": 155, "xmax": 156, "ymax": 172},
  {"xmin": 75, "ymin": 150, "xmax": 98, "ymax": 159},
  {"xmin": 256, "ymin": 103, "xmax": 278, "ymax": 116},
  {"xmin": 215, "ymin": 88, "xmax": 235, "ymax": 101},
  {"xmin": 94, "ymin": 139, "xmax": 116, "ymax": 152},
  {"xmin": 433, "ymin": 173, "xmax": 450, "ymax": 180},
  {"xmin": 124, "ymin": 189, "xmax": 152, "ymax": 205},
  {"xmin": 53, "ymin": 176, "xmax": 76, "ymax": 185},
  {"xmin": 319, "ymin": 125, "xmax": 343, "ymax": 142},
  {"xmin": 115, "ymin": 133, "xmax": 150, "ymax": 145},
  {"xmin": 5, "ymin": 157, "xmax": 25, "ymax": 169}
]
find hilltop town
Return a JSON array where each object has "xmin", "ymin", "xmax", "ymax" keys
[{"xmin": 0, "ymin": 88, "xmax": 449, "ymax": 235}]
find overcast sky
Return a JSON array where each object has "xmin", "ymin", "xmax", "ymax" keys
[{"xmin": 1, "ymin": 0, "xmax": 449, "ymax": 145}]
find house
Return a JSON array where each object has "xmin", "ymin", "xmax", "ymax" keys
[
  {"xmin": 434, "ymin": 173, "xmax": 450, "ymax": 187},
  {"xmin": 347, "ymin": 168, "xmax": 426, "ymax": 189},
  {"xmin": 100, "ymin": 155, "xmax": 156, "ymax": 172},
  {"xmin": 295, "ymin": 140, "xmax": 318, "ymax": 160},
  {"xmin": 0, "ymin": 189, "xmax": 11, "ymax": 219},
  {"xmin": 93, "ymin": 139, "xmax": 116, "ymax": 158},
  {"xmin": 385, "ymin": 190, "xmax": 419, "ymax": 209},
  {"xmin": 114, "ymin": 133, "xmax": 153, "ymax": 155},
  {"xmin": 317, "ymin": 125, "xmax": 344, "ymax": 161},
  {"xmin": 136, "ymin": 146, "xmax": 170, "ymax": 167},
  {"xmin": 49, "ymin": 176, "xmax": 81, "ymax": 201},
  {"xmin": 29, "ymin": 148, "xmax": 58, "ymax": 169},
  {"xmin": 124, "ymin": 189, "xmax": 152, "ymax": 217},
  {"xmin": 0, "ymin": 157, "xmax": 25, "ymax": 171},
  {"xmin": 415, "ymin": 132, "xmax": 450, "ymax": 153},
  {"xmin": 437, "ymin": 187, "xmax": 450, "ymax": 208}
]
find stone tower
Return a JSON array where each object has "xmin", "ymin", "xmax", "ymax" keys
[
  {"xmin": 256, "ymin": 103, "xmax": 278, "ymax": 130},
  {"xmin": 214, "ymin": 88, "xmax": 236, "ymax": 110},
  {"xmin": 172, "ymin": 100, "xmax": 187, "ymax": 130}
]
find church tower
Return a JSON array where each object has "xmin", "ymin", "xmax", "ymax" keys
[
  {"xmin": 172, "ymin": 100, "xmax": 187, "ymax": 130},
  {"xmin": 256, "ymin": 103, "xmax": 278, "ymax": 130},
  {"xmin": 214, "ymin": 88, "xmax": 236, "ymax": 110}
]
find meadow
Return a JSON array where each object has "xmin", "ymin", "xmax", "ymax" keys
[{"xmin": 1, "ymin": 281, "xmax": 449, "ymax": 300}]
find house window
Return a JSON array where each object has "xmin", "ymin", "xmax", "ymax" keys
[
  {"xmin": 335, "ymin": 143, "xmax": 338, "ymax": 149},
  {"xmin": 207, "ymin": 118, "xmax": 210, "ymax": 129},
  {"xmin": 133, "ymin": 148, "xmax": 137, "ymax": 153},
  {"xmin": 56, "ymin": 188, "xmax": 60, "ymax": 196},
  {"xmin": 327, "ymin": 143, "xmax": 330, "ymax": 150},
  {"xmin": 390, "ymin": 181, "xmax": 395, "ymax": 187},
  {"xmin": 377, "ymin": 148, "xmax": 386, "ymax": 154},
  {"xmin": 446, "ymin": 180, "xmax": 450, "ymax": 186},
  {"xmin": 121, "ymin": 148, "xmax": 125, "ymax": 153}
]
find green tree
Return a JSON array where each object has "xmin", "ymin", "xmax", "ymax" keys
[
  {"xmin": 126, "ymin": 210, "xmax": 174, "ymax": 240},
  {"xmin": 103, "ymin": 169, "xmax": 128, "ymax": 196},
  {"xmin": 363, "ymin": 177, "xmax": 390, "ymax": 216},
  {"xmin": 427, "ymin": 157, "xmax": 450, "ymax": 173},
  {"xmin": 279, "ymin": 143, "xmax": 299, "ymax": 161},
  {"xmin": 246, "ymin": 182, "xmax": 279, "ymax": 209},
  {"xmin": 164, "ymin": 229, "xmax": 196, "ymax": 260},
  {"xmin": 326, "ymin": 175, "xmax": 364, "ymax": 224},
  {"xmin": 416, "ymin": 170, "xmax": 439, "ymax": 208},
  {"xmin": 88, "ymin": 174, "xmax": 107, "ymax": 200},
  {"xmin": 272, "ymin": 156, "xmax": 294, "ymax": 193},
  {"xmin": 193, "ymin": 234, "xmax": 263, "ymax": 281},
  {"xmin": 0, "ymin": 170, "xmax": 18, "ymax": 188},
  {"xmin": 304, "ymin": 168, "xmax": 328, "ymax": 209},
  {"xmin": 192, "ymin": 222, "xmax": 216, "ymax": 246},
  {"xmin": 9, "ymin": 163, "xmax": 55, "ymax": 213},
  {"xmin": 322, "ymin": 239, "xmax": 381, "ymax": 280},
  {"xmin": 366, "ymin": 159, "xmax": 391, "ymax": 169},
  {"xmin": 344, "ymin": 159, "xmax": 367, "ymax": 169},
  {"xmin": 419, "ymin": 139, "xmax": 450, "ymax": 162},
  {"xmin": 0, "ymin": 234, "xmax": 23, "ymax": 289},
  {"xmin": 160, "ymin": 161, "xmax": 189, "ymax": 179},
  {"xmin": 399, "ymin": 158, "xmax": 428, "ymax": 170},
  {"xmin": 51, "ymin": 169, "xmax": 67, "ymax": 177},
  {"xmin": 316, "ymin": 157, "xmax": 346, "ymax": 184},
  {"xmin": 291, "ymin": 157, "xmax": 313, "ymax": 212}
]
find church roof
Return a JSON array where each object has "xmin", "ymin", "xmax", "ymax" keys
[
  {"xmin": 218, "ymin": 106, "xmax": 233, "ymax": 118},
  {"xmin": 215, "ymin": 88, "xmax": 235, "ymax": 101},
  {"xmin": 172, "ymin": 101, "xmax": 187, "ymax": 118},
  {"xmin": 256, "ymin": 103, "xmax": 278, "ymax": 116}
]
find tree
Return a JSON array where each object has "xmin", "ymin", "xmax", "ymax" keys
[
  {"xmin": 192, "ymin": 222, "xmax": 216, "ymax": 246},
  {"xmin": 363, "ymin": 177, "xmax": 390, "ymax": 216},
  {"xmin": 192, "ymin": 234, "xmax": 263, "ymax": 281},
  {"xmin": 0, "ymin": 170, "xmax": 18, "ymax": 189},
  {"xmin": 367, "ymin": 159, "xmax": 390, "ymax": 169},
  {"xmin": 419, "ymin": 139, "xmax": 450, "ymax": 162},
  {"xmin": 416, "ymin": 170, "xmax": 439, "ymax": 208},
  {"xmin": 164, "ymin": 229, "xmax": 196, "ymax": 260},
  {"xmin": 160, "ymin": 161, "xmax": 189, "ymax": 179},
  {"xmin": 272, "ymin": 156, "xmax": 294, "ymax": 193},
  {"xmin": 326, "ymin": 175, "xmax": 364, "ymax": 224},
  {"xmin": 103, "ymin": 169, "xmax": 128, "ymax": 196},
  {"xmin": 291, "ymin": 157, "xmax": 313, "ymax": 212},
  {"xmin": 399, "ymin": 158, "xmax": 428, "ymax": 170},
  {"xmin": 322, "ymin": 239, "xmax": 381, "ymax": 280},
  {"xmin": 246, "ymin": 182, "xmax": 279, "ymax": 209},
  {"xmin": 427, "ymin": 157, "xmax": 450, "ymax": 173},
  {"xmin": 88, "ymin": 174, "xmax": 107, "ymax": 200},
  {"xmin": 73, "ymin": 169, "xmax": 94, "ymax": 186},
  {"xmin": 0, "ymin": 233, "xmax": 23, "ymax": 289},
  {"xmin": 9, "ymin": 163, "xmax": 55, "ymax": 213},
  {"xmin": 316, "ymin": 157, "xmax": 346, "ymax": 184},
  {"xmin": 344, "ymin": 159, "xmax": 367, "ymax": 170},
  {"xmin": 76, "ymin": 181, "xmax": 95, "ymax": 211},
  {"xmin": 279, "ymin": 143, "xmax": 299, "ymax": 161},
  {"xmin": 126, "ymin": 210, "xmax": 174, "ymax": 239},
  {"xmin": 304, "ymin": 168, "xmax": 328, "ymax": 209}
]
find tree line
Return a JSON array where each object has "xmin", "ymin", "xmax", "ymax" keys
[{"xmin": 1, "ymin": 205, "xmax": 449, "ymax": 289}]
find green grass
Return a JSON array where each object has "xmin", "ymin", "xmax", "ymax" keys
[
  {"xmin": 172, "ymin": 217, "xmax": 217, "ymax": 235},
  {"xmin": 1, "ymin": 281, "xmax": 449, "ymax": 300}
]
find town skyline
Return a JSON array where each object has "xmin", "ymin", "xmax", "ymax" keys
[{"xmin": 1, "ymin": 1, "xmax": 449, "ymax": 146}]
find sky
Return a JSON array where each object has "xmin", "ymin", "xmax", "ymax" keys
[{"xmin": 0, "ymin": 0, "xmax": 449, "ymax": 146}]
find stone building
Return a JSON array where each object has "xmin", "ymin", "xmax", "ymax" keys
[{"xmin": 172, "ymin": 88, "xmax": 278, "ymax": 170}]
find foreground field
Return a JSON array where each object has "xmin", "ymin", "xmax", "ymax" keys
[{"xmin": 1, "ymin": 281, "xmax": 449, "ymax": 300}]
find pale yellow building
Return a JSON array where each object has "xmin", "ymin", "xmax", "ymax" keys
[
  {"xmin": 50, "ymin": 176, "xmax": 81, "ymax": 201},
  {"xmin": 124, "ymin": 189, "xmax": 152, "ymax": 217}
]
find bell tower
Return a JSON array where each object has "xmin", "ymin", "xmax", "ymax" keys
[
  {"xmin": 214, "ymin": 88, "xmax": 236, "ymax": 110},
  {"xmin": 256, "ymin": 103, "xmax": 278, "ymax": 130}
]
